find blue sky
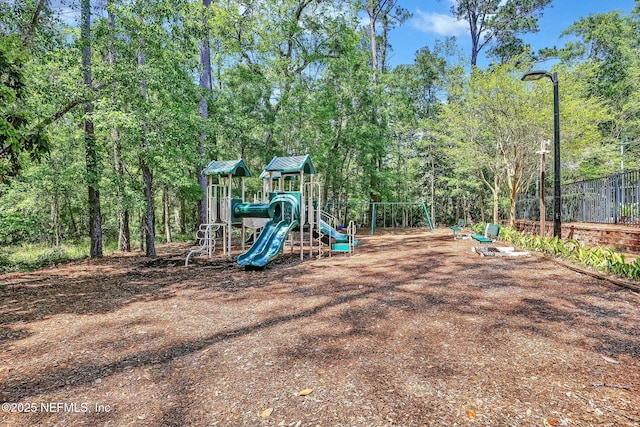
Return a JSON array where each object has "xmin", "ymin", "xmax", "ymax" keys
[{"xmin": 387, "ymin": 0, "xmax": 638, "ymax": 67}]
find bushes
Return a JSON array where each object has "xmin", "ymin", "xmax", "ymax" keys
[
  {"xmin": 499, "ymin": 226, "xmax": 640, "ymax": 281},
  {"xmin": 0, "ymin": 243, "xmax": 87, "ymax": 273},
  {"xmin": 0, "ymin": 211, "xmax": 43, "ymax": 245}
]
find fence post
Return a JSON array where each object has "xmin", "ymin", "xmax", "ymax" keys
[
  {"xmin": 582, "ymin": 181, "xmax": 587, "ymax": 222},
  {"xmin": 614, "ymin": 173, "xmax": 620, "ymax": 224},
  {"xmin": 370, "ymin": 203, "xmax": 376, "ymax": 235}
]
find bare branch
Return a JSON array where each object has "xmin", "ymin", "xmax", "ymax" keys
[{"xmin": 22, "ymin": 0, "xmax": 46, "ymax": 47}]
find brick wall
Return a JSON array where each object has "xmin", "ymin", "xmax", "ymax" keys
[{"xmin": 514, "ymin": 220, "xmax": 640, "ymax": 253}]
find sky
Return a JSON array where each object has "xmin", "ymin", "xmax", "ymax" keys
[{"xmin": 386, "ymin": 0, "xmax": 638, "ymax": 68}]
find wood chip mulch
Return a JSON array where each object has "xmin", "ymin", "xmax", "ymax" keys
[{"xmin": 1, "ymin": 229, "xmax": 639, "ymax": 427}]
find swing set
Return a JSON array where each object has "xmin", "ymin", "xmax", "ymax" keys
[{"xmin": 323, "ymin": 201, "xmax": 433, "ymax": 235}]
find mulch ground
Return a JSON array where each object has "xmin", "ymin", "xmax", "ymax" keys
[{"xmin": 1, "ymin": 228, "xmax": 639, "ymax": 427}]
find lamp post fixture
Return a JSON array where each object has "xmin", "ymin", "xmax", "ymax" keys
[
  {"xmin": 522, "ymin": 70, "xmax": 561, "ymax": 238},
  {"xmin": 536, "ymin": 140, "xmax": 550, "ymax": 237}
]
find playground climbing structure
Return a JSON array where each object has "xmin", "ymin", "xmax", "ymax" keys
[{"xmin": 186, "ymin": 155, "xmax": 356, "ymax": 268}]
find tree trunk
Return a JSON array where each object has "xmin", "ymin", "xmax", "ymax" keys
[
  {"xmin": 141, "ymin": 159, "xmax": 155, "ymax": 257},
  {"xmin": 380, "ymin": 11, "xmax": 391, "ymax": 74},
  {"xmin": 509, "ymin": 179, "xmax": 518, "ymax": 227},
  {"xmin": 163, "ymin": 188, "xmax": 172, "ymax": 243},
  {"xmin": 114, "ymin": 128, "xmax": 131, "ymax": 252},
  {"xmin": 139, "ymin": 213, "xmax": 145, "ymax": 252},
  {"xmin": 51, "ymin": 195, "xmax": 60, "ymax": 248},
  {"xmin": 81, "ymin": 0, "xmax": 102, "ymax": 258},
  {"xmin": 198, "ymin": 0, "xmax": 213, "ymax": 226},
  {"xmin": 179, "ymin": 197, "xmax": 186, "ymax": 234},
  {"xmin": 174, "ymin": 204, "xmax": 182, "ymax": 236},
  {"xmin": 22, "ymin": 0, "xmax": 46, "ymax": 48},
  {"xmin": 430, "ymin": 155, "xmax": 435, "ymax": 226},
  {"xmin": 64, "ymin": 194, "xmax": 78, "ymax": 237},
  {"xmin": 139, "ymin": 48, "xmax": 155, "ymax": 257},
  {"xmin": 108, "ymin": 0, "xmax": 130, "ymax": 252},
  {"xmin": 368, "ymin": 10, "xmax": 378, "ymax": 76}
]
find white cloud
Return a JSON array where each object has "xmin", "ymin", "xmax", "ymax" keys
[{"xmin": 411, "ymin": 9, "xmax": 468, "ymax": 37}]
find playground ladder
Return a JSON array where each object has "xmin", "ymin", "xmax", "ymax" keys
[{"xmin": 185, "ymin": 224, "xmax": 219, "ymax": 266}]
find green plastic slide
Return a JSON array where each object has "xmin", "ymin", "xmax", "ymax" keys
[
  {"xmin": 319, "ymin": 219, "xmax": 357, "ymax": 246},
  {"xmin": 237, "ymin": 193, "xmax": 301, "ymax": 268},
  {"xmin": 237, "ymin": 219, "xmax": 298, "ymax": 268}
]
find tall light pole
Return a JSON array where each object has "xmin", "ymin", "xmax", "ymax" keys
[
  {"xmin": 522, "ymin": 70, "xmax": 561, "ymax": 238},
  {"xmin": 536, "ymin": 140, "xmax": 550, "ymax": 237}
]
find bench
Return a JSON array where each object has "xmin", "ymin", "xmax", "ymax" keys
[
  {"xmin": 450, "ymin": 218, "xmax": 466, "ymax": 239},
  {"xmin": 471, "ymin": 223, "xmax": 501, "ymax": 247}
]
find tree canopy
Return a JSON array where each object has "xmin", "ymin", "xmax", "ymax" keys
[{"xmin": 0, "ymin": 0, "xmax": 638, "ymax": 255}]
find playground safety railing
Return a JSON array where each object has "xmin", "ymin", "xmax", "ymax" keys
[
  {"xmin": 321, "ymin": 210, "xmax": 339, "ymax": 229},
  {"xmin": 327, "ymin": 220, "xmax": 357, "ymax": 257}
]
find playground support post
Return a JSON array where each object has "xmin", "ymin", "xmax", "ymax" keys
[
  {"xmin": 227, "ymin": 173, "xmax": 232, "ymax": 257},
  {"xmin": 421, "ymin": 202, "xmax": 434, "ymax": 231},
  {"xmin": 299, "ymin": 170, "xmax": 304, "ymax": 260}
]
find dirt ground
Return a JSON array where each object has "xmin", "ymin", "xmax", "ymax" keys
[{"xmin": 1, "ymin": 228, "xmax": 639, "ymax": 427}]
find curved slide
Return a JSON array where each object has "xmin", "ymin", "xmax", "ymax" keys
[
  {"xmin": 237, "ymin": 193, "xmax": 301, "ymax": 268},
  {"xmin": 319, "ymin": 219, "xmax": 357, "ymax": 246},
  {"xmin": 237, "ymin": 219, "xmax": 299, "ymax": 268}
]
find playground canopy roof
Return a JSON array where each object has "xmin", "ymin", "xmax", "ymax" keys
[
  {"xmin": 202, "ymin": 159, "xmax": 252, "ymax": 177},
  {"xmin": 258, "ymin": 170, "xmax": 297, "ymax": 180},
  {"xmin": 264, "ymin": 155, "xmax": 316, "ymax": 175}
]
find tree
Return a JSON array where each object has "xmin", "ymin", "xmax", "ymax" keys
[
  {"xmin": 81, "ymin": 0, "xmax": 103, "ymax": 258},
  {"xmin": 361, "ymin": 0, "xmax": 410, "ymax": 76},
  {"xmin": 449, "ymin": 0, "xmax": 552, "ymax": 67},
  {"xmin": 198, "ymin": 0, "xmax": 213, "ymax": 226},
  {"xmin": 0, "ymin": 0, "xmax": 55, "ymax": 178},
  {"xmin": 385, "ymin": 47, "xmax": 447, "ymax": 207},
  {"xmin": 105, "ymin": 0, "xmax": 131, "ymax": 252},
  {"xmin": 445, "ymin": 60, "xmax": 609, "ymax": 225},
  {"xmin": 555, "ymin": 11, "xmax": 640, "ymax": 173},
  {"xmin": 225, "ymin": 0, "xmax": 358, "ymax": 157}
]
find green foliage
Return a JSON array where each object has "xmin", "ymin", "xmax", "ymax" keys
[
  {"xmin": 0, "ymin": 210, "xmax": 42, "ymax": 244},
  {"xmin": 0, "ymin": 242, "xmax": 86, "ymax": 273},
  {"xmin": 0, "ymin": 231, "xmax": 196, "ymax": 273},
  {"xmin": 469, "ymin": 222, "xmax": 486, "ymax": 234},
  {"xmin": 450, "ymin": 0, "xmax": 552, "ymax": 66},
  {"xmin": 501, "ymin": 226, "xmax": 640, "ymax": 282},
  {"xmin": 554, "ymin": 11, "xmax": 640, "ymax": 174},
  {"xmin": 0, "ymin": 0, "xmax": 638, "ymax": 264},
  {"xmin": 0, "ymin": 34, "xmax": 49, "ymax": 176}
]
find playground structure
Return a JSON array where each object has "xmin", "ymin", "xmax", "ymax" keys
[
  {"xmin": 324, "ymin": 201, "xmax": 433, "ymax": 235},
  {"xmin": 185, "ymin": 156, "xmax": 357, "ymax": 268}
]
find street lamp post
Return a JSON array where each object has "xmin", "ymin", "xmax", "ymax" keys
[
  {"xmin": 522, "ymin": 70, "xmax": 561, "ymax": 238},
  {"xmin": 536, "ymin": 140, "xmax": 550, "ymax": 237}
]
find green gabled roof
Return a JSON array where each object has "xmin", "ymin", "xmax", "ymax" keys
[
  {"xmin": 258, "ymin": 170, "xmax": 297, "ymax": 180},
  {"xmin": 202, "ymin": 159, "xmax": 252, "ymax": 177},
  {"xmin": 264, "ymin": 155, "xmax": 316, "ymax": 175}
]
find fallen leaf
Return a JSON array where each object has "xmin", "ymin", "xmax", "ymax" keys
[
  {"xmin": 298, "ymin": 388, "xmax": 313, "ymax": 396},
  {"xmin": 544, "ymin": 419, "xmax": 559, "ymax": 426},
  {"xmin": 466, "ymin": 409, "xmax": 476, "ymax": 420},
  {"xmin": 260, "ymin": 408, "xmax": 273, "ymax": 418}
]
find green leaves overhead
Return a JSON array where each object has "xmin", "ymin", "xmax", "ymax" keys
[
  {"xmin": 450, "ymin": 0, "xmax": 552, "ymax": 66},
  {"xmin": 1, "ymin": 0, "xmax": 639, "ymax": 251}
]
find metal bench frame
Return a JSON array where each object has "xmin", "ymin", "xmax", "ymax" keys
[{"xmin": 470, "ymin": 223, "xmax": 501, "ymax": 247}]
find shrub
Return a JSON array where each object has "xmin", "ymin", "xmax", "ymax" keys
[{"xmin": 500, "ymin": 226, "xmax": 638, "ymax": 282}]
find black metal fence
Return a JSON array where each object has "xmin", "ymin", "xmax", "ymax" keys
[{"xmin": 516, "ymin": 169, "xmax": 640, "ymax": 225}]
